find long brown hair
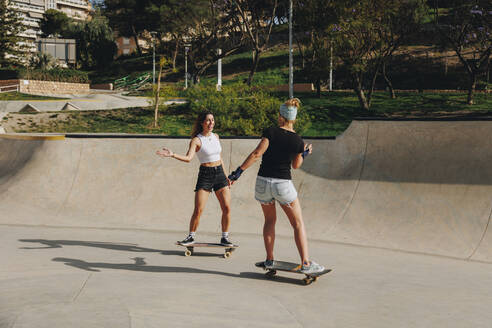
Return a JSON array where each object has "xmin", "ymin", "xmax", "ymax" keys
[{"xmin": 191, "ymin": 111, "xmax": 213, "ymax": 137}]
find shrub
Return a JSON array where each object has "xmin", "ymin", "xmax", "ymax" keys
[
  {"xmin": 0, "ymin": 67, "xmax": 89, "ymax": 83},
  {"xmin": 184, "ymin": 82, "xmax": 310, "ymax": 136},
  {"xmin": 22, "ymin": 68, "xmax": 89, "ymax": 83}
]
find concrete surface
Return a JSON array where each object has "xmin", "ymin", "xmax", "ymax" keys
[
  {"xmin": 0, "ymin": 93, "xmax": 186, "ymax": 112},
  {"xmin": 1, "ymin": 119, "xmax": 492, "ymax": 327}
]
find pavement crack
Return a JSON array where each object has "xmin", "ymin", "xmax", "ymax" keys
[
  {"xmin": 271, "ymin": 295, "xmax": 304, "ymax": 328},
  {"xmin": 72, "ymin": 273, "xmax": 92, "ymax": 302}
]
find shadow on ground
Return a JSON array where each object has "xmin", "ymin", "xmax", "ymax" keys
[
  {"xmin": 18, "ymin": 239, "xmax": 308, "ymax": 285},
  {"xmin": 51, "ymin": 257, "xmax": 307, "ymax": 286},
  {"xmin": 19, "ymin": 239, "xmax": 224, "ymax": 257}
]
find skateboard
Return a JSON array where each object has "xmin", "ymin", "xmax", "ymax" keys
[
  {"xmin": 255, "ymin": 260, "xmax": 332, "ymax": 285},
  {"xmin": 176, "ymin": 242, "xmax": 239, "ymax": 258}
]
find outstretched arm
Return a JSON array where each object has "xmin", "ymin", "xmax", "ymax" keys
[
  {"xmin": 156, "ymin": 137, "xmax": 200, "ymax": 163},
  {"xmin": 239, "ymin": 137, "xmax": 269, "ymax": 170},
  {"xmin": 229, "ymin": 138, "xmax": 269, "ymax": 183}
]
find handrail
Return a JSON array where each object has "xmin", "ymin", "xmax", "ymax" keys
[
  {"xmin": 0, "ymin": 85, "xmax": 19, "ymax": 93},
  {"xmin": 114, "ymin": 72, "xmax": 151, "ymax": 90}
]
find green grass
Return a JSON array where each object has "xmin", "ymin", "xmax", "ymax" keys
[
  {"xmin": 12, "ymin": 106, "xmax": 192, "ymax": 135},
  {"xmin": 8, "ymin": 91, "xmax": 492, "ymax": 137},
  {"xmin": 0, "ymin": 92, "xmax": 65, "ymax": 101},
  {"xmin": 300, "ymin": 91, "xmax": 492, "ymax": 136}
]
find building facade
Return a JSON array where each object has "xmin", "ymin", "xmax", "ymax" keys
[
  {"xmin": 9, "ymin": 0, "xmax": 92, "ymax": 41},
  {"xmin": 115, "ymin": 35, "xmax": 137, "ymax": 57}
]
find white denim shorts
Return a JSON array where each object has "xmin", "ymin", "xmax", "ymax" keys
[{"xmin": 254, "ymin": 176, "xmax": 298, "ymax": 205}]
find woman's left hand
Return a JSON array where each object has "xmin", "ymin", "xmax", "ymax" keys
[{"xmin": 305, "ymin": 143, "xmax": 313, "ymax": 155}]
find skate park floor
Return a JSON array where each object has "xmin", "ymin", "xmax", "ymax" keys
[
  {"xmin": 1, "ymin": 224, "xmax": 491, "ymax": 328},
  {"xmin": 2, "ymin": 119, "xmax": 492, "ymax": 327}
]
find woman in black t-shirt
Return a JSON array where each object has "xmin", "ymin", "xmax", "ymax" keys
[{"xmin": 229, "ymin": 98, "xmax": 324, "ymax": 274}]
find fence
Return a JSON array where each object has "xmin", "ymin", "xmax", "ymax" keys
[{"xmin": 0, "ymin": 84, "xmax": 19, "ymax": 93}]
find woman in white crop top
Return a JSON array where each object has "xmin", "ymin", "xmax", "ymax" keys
[{"xmin": 156, "ymin": 112, "xmax": 234, "ymax": 246}]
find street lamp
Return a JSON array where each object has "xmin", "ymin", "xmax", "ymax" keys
[
  {"xmin": 329, "ymin": 41, "xmax": 333, "ymax": 91},
  {"xmin": 217, "ymin": 48, "xmax": 222, "ymax": 91},
  {"xmin": 288, "ymin": 0, "xmax": 293, "ymax": 99},
  {"xmin": 150, "ymin": 31, "xmax": 157, "ymax": 85},
  {"xmin": 184, "ymin": 43, "xmax": 191, "ymax": 89}
]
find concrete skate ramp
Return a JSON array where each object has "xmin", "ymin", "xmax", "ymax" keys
[{"xmin": 1, "ymin": 120, "xmax": 491, "ymax": 262}]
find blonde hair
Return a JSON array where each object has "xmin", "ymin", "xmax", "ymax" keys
[
  {"xmin": 279, "ymin": 98, "xmax": 301, "ymax": 124},
  {"xmin": 284, "ymin": 97, "xmax": 301, "ymax": 108}
]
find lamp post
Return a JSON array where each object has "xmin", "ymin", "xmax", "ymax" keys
[
  {"xmin": 329, "ymin": 41, "xmax": 333, "ymax": 91},
  {"xmin": 217, "ymin": 48, "xmax": 222, "ymax": 91},
  {"xmin": 150, "ymin": 31, "xmax": 157, "ymax": 85},
  {"xmin": 184, "ymin": 43, "xmax": 191, "ymax": 89},
  {"xmin": 288, "ymin": 0, "xmax": 293, "ymax": 99}
]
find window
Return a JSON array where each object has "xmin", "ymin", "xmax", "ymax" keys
[{"xmin": 47, "ymin": 0, "xmax": 56, "ymax": 9}]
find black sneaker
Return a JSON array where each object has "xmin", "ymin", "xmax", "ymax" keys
[
  {"xmin": 179, "ymin": 235, "xmax": 194, "ymax": 246},
  {"xmin": 220, "ymin": 237, "xmax": 233, "ymax": 246}
]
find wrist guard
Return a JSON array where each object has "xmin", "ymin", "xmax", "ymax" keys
[
  {"xmin": 228, "ymin": 167, "xmax": 243, "ymax": 181},
  {"xmin": 302, "ymin": 149, "xmax": 310, "ymax": 159}
]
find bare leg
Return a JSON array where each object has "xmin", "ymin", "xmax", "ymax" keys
[
  {"xmin": 279, "ymin": 198, "xmax": 309, "ymax": 264},
  {"xmin": 189, "ymin": 189, "xmax": 210, "ymax": 232},
  {"xmin": 214, "ymin": 186, "xmax": 231, "ymax": 232},
  {"xmin": 260, "ymin": 202, "xmax": 277, "ymax": 261}
]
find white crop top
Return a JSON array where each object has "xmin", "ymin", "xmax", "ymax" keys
[{"xmin": 196, "ymin": 133, "xmax": 222, "ymax": 163}]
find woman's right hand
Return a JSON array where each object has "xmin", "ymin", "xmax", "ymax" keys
[{"xmin": 156, "ymin": 147, "xmax": 173, "ymax": 158}]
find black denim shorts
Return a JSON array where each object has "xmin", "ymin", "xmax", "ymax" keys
[{"xmin": 195, "ymin": 165, "xmax": 228, "ymax": 192}]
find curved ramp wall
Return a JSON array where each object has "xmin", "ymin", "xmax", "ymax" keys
[{"xmin": 1, "ymin": 120, "xmax": 491, "ymax": 262}]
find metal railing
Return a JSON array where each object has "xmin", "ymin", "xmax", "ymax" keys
[
  {"xmin": 0, "ymin": 85, "xmax": 20, "ymax": 93},
  {"xmin": 114, "ymin": 73, "xmax": 151, "ymax": 90},
  {"xmin": 56, "ymin": 0, "xmax": 89, "ymax": 9}
]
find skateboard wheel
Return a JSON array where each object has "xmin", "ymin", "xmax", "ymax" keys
[
  {"xmin": 265, "ymin": 270, "xmax": 277, "ymax": 279},
  {"xmin": 184, "ymin": 250, "xmax": 192, "ymax": 257},
  {"xmin": 224, "ymin": 251, "xmax": 231, "ymax": 258},
  {"xmin": 302, "ymin": 278, "xmax": 312, "ymax": 285}
]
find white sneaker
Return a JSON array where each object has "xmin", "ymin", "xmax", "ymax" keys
[{"xmin": 300, "ymin": 261, "xmax": 325, "ymax": 274}]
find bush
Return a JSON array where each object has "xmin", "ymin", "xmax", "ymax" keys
[
  {"xmin": 0, "ymin": 67, "xmax": 89, "ymax": 83},
  {"xmin": 184, "ymin": 82, "xmax": 310, "ymax": 136},
  {"xmin": 22, "ymin": 68, "xmax": 89, "ymax": 83}
]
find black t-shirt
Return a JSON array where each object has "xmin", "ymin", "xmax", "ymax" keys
[{"xmin": 257, "ymin": 127, "xmax": 305, "ymax": 180}]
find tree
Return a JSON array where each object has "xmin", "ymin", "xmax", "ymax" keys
[
  {"xmin": 170, "ymin": 0, "xmax": 246, "ymax": 84},
  {"xmin": 148, "ymin": 0, "xmax": 209, "ymax": 71},
  {"xmin": 436, "ymin": 0, "xmax": 491, "ymax": 104},
  {"xmin": 220, "ymin": 0, "xmax": 280, "ymax": 85},
  {"xmin": 29, "ymin": 52, "xmax": 57, "ymax": 69},
  {"xmin": 0, "ymin": 0, "xmax": 27, "ymax": 67},
  {"xmin": 331, "ymin": 1, "xmax": 381, "ymax": 110},
  {"xmin": 40, "ymin": 9, "xmax": 70, "ymax": 37},
  {"xmin": 331, "ymin": 0, "xmax": 427, "ymax": 110},
  {"xmin": 293, "ymin": 0, "xmax": 338, "ymax": 97},
  {"xmin": 104, "ymin": 0, "xmax": 157, "ymax": 55},
  {"xmin": 370, "ymin": 0, "xmax": 427, "ymax": 99},
  {"xmin": 65, "ymin": 10, "xmax": 117, "ymax": 69},
  {"xmin": 153, "ymin": 56, "xmax": 170, "ymax": 128}
]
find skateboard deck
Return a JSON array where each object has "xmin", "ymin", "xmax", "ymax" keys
[
  {"xmin": 176, "ymin": 242, "xmax": 239, "ymax": 258},
  {"xmin": 255, "ymin": 260, "xmax": 332, "ymax": 285}
]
